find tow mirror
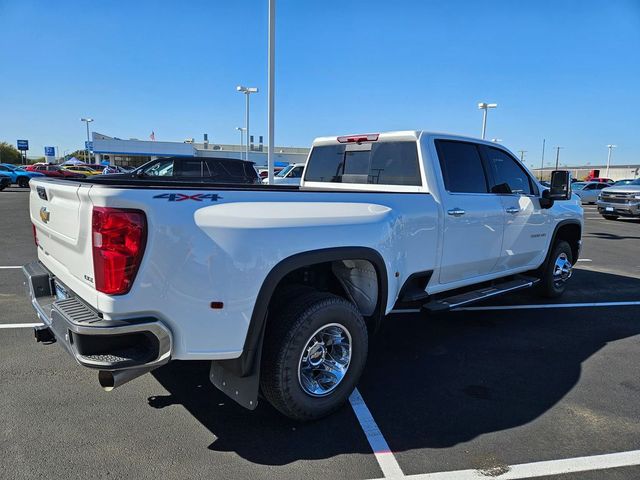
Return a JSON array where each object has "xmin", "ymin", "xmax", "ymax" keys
[{"xmin": 548, "ymin": 170, "xmax": 571, "ymax": 200}]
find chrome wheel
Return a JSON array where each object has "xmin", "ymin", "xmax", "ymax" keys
[
  {"xmin": 552, "ymin": 252, "xmax": 572, "ymax": 288},
  {"xmin": 298, "ymin": 323, "xmax": 352, "ymax": 397}
]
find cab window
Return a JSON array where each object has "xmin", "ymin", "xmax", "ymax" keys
[{"xmin": 482, "ymin": 147, "xmax": 533, "ymax": 195}]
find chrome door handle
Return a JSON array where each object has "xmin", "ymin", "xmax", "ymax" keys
[
  {"xmin": 505, "ymin": 207, "xmax": 520, "ymax": 214},
  {"xmin": 447, "ymin": 208, "xmax": 465, "ymax": 216}
]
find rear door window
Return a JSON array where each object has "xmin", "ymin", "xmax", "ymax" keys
[
  {"xmin": 434, "ymin": 140, "xmax": 488, "ymax": 193},
  {"xmin": 304, "ymin": 141, "xmax": 421, "ymax": 186}
]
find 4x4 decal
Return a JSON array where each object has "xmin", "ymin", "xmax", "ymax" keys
[{"xmin": 153, "ymin": 193, "xmax": 223, "ymax": 202}]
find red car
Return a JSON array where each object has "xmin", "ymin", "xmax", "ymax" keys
[
  {"xmin": 586, "ymin": 177, "xmax": 614, "ymax": 183},
  {"xmin": 26, "ymin": 164, "xmax": 85, "ymax": 178}
]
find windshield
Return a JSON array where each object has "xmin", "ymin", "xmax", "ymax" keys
[
  {"xmin": 614, "ymin": 179, "xmax": 640, "ymax": 186},
  {"xmin": 276, "ymin": 165, "xmax": 294, "ymax": 177}
]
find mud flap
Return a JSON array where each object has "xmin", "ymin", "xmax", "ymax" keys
[
  {"xmin": 209, "ymin": 360, "xmax": 260, "ymax": 410},
  {"xmin": 209, "ymin": 325, "xmax": 264, "ymax": 411}
]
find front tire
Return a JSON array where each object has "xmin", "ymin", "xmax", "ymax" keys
[
  {"xmin": 260, "ymin": 291, "xmax": 368, "ymax": 421},
  {"xmin": 538, "ymin": 240, "xmax": 573, "ymax": 298}
]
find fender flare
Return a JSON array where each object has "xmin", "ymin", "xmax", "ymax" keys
[
  {"xmin": 216, "ymin": 246, "xmax": 388, "ymax": 379},
  {"xmin": 542, "ymin": 219, "xmax": 582, "ymax": 267}
]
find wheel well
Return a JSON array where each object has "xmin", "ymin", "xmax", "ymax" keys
[
  {"xmin": 554, "ymin": 223, "xmax": 581, "ymax": 261},
  {"xmin": 269, "ymin": 258, "xmax": 381, "ymax": 329}
]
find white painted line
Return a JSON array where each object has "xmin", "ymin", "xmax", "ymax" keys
[
  {"xmin": 0, "ymin": 323, "xmax": 44, "ymax": 329},
  {"xmin": 458, "ymin": 300, "xmax": 640, "ymax": 311},
  {"xmin": 349, "ymin": 388, "xmax": 404, "ymax": 479},
  {"xmin": 0, "ymin": 266, "xmax": 22, "ymax": 269},
  {"xmin": 577, "ymin": 258, "xmax": 592, "ymax": 262},
  {"xmin": 399, "ymin": 449, "xmax": 640, "ymax": 480}
]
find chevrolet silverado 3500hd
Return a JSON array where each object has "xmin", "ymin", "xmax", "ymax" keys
[{"xmin": 24, "ymin": 131, "xmax": 582, "ymax": 420}]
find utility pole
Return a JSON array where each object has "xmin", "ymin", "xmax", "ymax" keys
[
  {"xmin": 555, "ymin": 146, "xmax": 564, "ymax": 170},
  {"xmin": 540, "ymin": 138, "xmax": 546, "ymax": 179},
  {"xmin": 518, "ymin": 150, "xmax": 527, "ymax": 162},
  {"xmin": 606, "ymin": 144, "xmax": 616, "ymax": 178}
]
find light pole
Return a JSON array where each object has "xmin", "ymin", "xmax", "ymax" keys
[
  {"xmin": 236, "ymin": 127, "xmax": 246, "ymax": 159},
  {"xmin": 267, "ymin": 0, "xmax": 276, "ymax": 185},
  {"xmin": 606, "ymin": 144, "xmax": 616, "ymax": 178},
  {"xmin": 80, "ymin": 117, "xmax": 93, "ymax": 163},
  {"xmin": 554, "ymin": 146, "xmax": 564, "ymax": 170},
  {"xmin": 236, "ymin": 86, "xmax": 258, "ymax": 163},
  {"xmin": 478, "ymin": 102, "xmax": 497, "ymax": 140}
]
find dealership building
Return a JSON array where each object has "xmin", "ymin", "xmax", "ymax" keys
[{"xmin": 91, "ymin": 132, "xmax": 309, "ymax": 168}]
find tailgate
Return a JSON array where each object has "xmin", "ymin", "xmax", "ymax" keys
[{"xmin": 29, "ymin": 179, "xmax": 98, "ymax": 306}]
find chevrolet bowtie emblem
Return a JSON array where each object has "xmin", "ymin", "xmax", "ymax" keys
[{"xmin": 39, "ymin": 207, "xmax": 50, "ymax": 223}]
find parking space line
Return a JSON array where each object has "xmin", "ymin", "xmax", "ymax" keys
[
  {"xmin": 394, "ymin": 449, "xmax": 640, "ymax": 480},
  {"xmin": 577, "ymin": 258, "xmax": 592, "ymax": 262},
  {"xmin": 0, "ymin": 266, "xmax": 22, "ymax": 269},
  {"xmin": 458, "ymin": 300, "xmax": 640, "ymax": 311},
  {"xmin": 0, "ymin": 323, "xmax": 43, "ymax": 329},
  {"xmin": 349, "ymin": 388, "xmax": 404, "ymax": 478}
]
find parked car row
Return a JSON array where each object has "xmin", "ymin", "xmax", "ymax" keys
[{"xmin": 0, "ymin": 163, "xmax": 45, "ymax": 187}]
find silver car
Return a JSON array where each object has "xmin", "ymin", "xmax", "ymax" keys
[
  {"xmin": 597, "ymin": 178, "xmax": 640, "ymax": 219},
  {"xmin": 572, "ymin": 181, "xmax": 610, "ymax": 204}
]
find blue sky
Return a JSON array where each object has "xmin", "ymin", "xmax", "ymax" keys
[{"xmin": 1, "ymin": 0, "xmax": 639, "ymax": 168}]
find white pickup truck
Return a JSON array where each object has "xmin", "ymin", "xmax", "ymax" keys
[{"xmin": 24, "ymin": 131, "xmax": 582, "ymax": 420}]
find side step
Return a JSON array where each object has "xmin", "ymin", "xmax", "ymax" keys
[{"xmin": 422, "ymin": 275, "xmax": 539, "ymax": 312}]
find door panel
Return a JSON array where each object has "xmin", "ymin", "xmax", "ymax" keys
[
  {"xmin": 434, "ymin": 140, "xmax": 505, "ymax": 284},
  {"xmin": 497, "ymin": 195, "xmax": 549, "ymax": 270},
  {"xmin": 440, "ymin": 194, "xmax": 505, "ymax": 283},
  {"xmin": 479, "ymin": 145, "xmax": 549, "ymax": 270}
]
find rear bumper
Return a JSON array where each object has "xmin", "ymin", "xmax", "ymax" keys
[
  {"xmin": 23, "ymin": 261, "xmax": 172, "ymax": 371},
  {"xmin": 596, "ymin": 200, "xmax": 640, "ymax": 217}
]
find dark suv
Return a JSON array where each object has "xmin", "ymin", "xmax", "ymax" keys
[{"xmin": 109, "ymin": 157, "xmax": 260, "ymax": 184}]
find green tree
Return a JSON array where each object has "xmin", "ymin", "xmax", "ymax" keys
[
  {"xmin": 0, "ymin": 142, "xmax": 23, "ymax": 164},
  {"xmin": 67, "ymin": 150, "xmax": 90, "ymax": 162}
]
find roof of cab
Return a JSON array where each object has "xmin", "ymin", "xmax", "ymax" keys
[{"xmin": 311, "ymin": 130, "xmax": 504, "ymax": 147}]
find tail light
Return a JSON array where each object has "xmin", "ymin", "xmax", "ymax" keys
[
  {"xmin": 32, "ymin": 224, "xmax": 39, "ymax": 246},
  {"xmin": 92, "ymin": 207, "xmax": 147, "ymax": 295},
  {"xmin": 337, "ymin": 133, "xmax": 379, "ymax": 143}
]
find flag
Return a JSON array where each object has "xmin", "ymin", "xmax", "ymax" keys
[{"xmin": 150, "ymin": 131, "xmax": 155, "ymax": 141}]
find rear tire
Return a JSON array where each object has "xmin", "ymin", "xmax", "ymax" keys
[
  {"xmin": 260, "ymin": 291, "xmax": 368, "ymax": 421},
  {"xmin": 17, "ymin": 177, "xmax": 29, "ymax": 188},
  {"xmin": 602, "ymin": 215, "xmax": 618, "ymax": 220},
  {"xmin": 538, "ymin": 240, "xmax": 573, "ymax": 298}
]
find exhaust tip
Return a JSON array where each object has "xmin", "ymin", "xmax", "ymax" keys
[{"xmin": 98, "ymin": 370, "xmax": 116, "ymax": 391}]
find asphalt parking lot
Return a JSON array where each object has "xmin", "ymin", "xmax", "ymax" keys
[{"xmin": 1, "ymin": 187, "xmax": 639, "ymax": 480}]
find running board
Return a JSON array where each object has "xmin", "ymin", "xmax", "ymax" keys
[{"xmin": 422, "ymin": 276, "xmax": 539, "ymax": 312}]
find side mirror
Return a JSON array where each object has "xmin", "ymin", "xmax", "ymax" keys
[{"xmin": 548, "ymin": 170, "xmax": 571, "ymax": 200}]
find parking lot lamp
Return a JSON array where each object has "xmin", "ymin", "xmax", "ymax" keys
[
  {"xmin": 478, "ymin": 102, "xmax": 497, "ymax": 140},
  {"xmin": 606, "ymin": 144, "xmax": 616, "ymax": 178},
  {"xmin": 80, "ymin": 118, "xmax": 93, "ymax": 163},
  {"xmin": 236, "ymin": 127, "xmax": 246, "ymax": 159},
  {"xmin": 236, "ymin": 86, "xmax": 258, "ymax": 163}
]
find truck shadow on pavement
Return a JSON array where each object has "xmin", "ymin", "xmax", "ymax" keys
[{"xmin": 149, "ymin": 270, "xmax": 640, "ymax": 464}]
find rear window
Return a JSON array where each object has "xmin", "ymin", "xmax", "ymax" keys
[
  {"xmin": 206, "ymin": 159, "xmax": 258, "ymax": 183},
  {"xmin": 304, "ymin": 141, "xmax": 421, "ymax": 186}
]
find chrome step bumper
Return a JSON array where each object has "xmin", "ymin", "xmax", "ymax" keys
[{"xmin": 23, "ymin": 261, "xmax": 172, "ymax": 371}]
